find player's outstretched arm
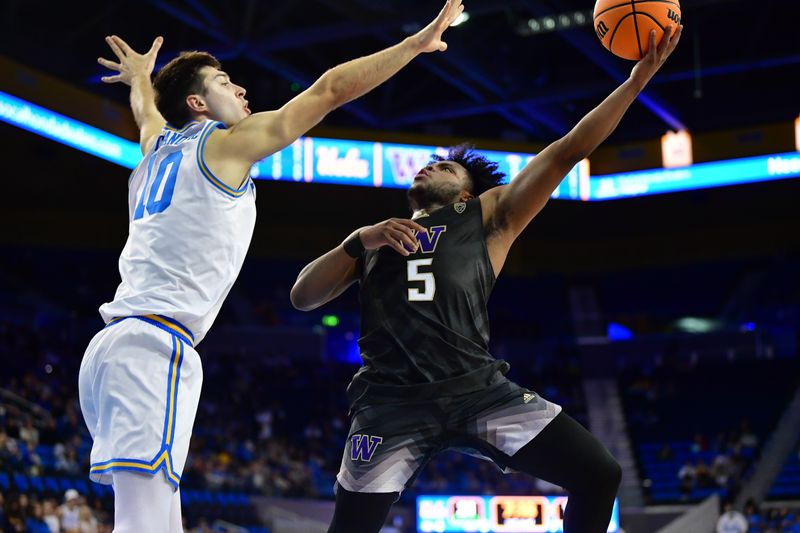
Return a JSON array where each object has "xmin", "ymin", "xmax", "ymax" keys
[
  {"xmin": 481, "ymin": 25, "xmax": 682, "ymax": 243},
  {"xmin": 213, "ymin": 0, "xmax": 464, "ymax": 166},
  {"xmin": 291, "ymin": 218, "xmax": 425, "ymax": 311},
  {"xmin": 98, "ymin": 35, "xmax": 166, "ymax": 155}
]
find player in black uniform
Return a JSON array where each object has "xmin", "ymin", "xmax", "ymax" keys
[{"xmin": 292, "ymin": 25, "xmax": 682, "ymax": 533}]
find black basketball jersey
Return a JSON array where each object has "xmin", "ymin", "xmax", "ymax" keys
[{"xmin": 352, "ymin": 197, "xmax": 507, "ymax": 390}]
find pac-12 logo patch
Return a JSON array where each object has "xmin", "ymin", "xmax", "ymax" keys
[
  {"xmin": 454, "ymin": 202, "xmax": 466, "ymax": 214},
  {"xmin": 350, "ymin": 434, "xmax": 383, "ymax": 462}
]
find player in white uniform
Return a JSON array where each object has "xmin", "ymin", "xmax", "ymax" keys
[{"xmin": 77, "ymin": 2, "xmax": 466, "ymax": 531}]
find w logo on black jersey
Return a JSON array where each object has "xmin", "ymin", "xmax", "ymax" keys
[
  {"xmin": 350, "ymin": 434, "xmax": 383, "ymax": 462},
  {"xmin": 404, "ymin": 225, "xmax": 447, "ymax": 254}
]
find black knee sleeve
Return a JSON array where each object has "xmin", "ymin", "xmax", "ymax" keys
[
  {"xmin": 327, "ymin": 484, "xmax": 399, "ymax": 533},
  {"xmin": 509, "ymin": 412, "xmax": 621, "ymax": 533}
]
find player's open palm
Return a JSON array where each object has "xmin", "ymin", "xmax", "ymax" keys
[
  {"xmin": 98, "ymin": 35, "xmax": 163, "ymax": 86},
  {"xmin": 360, "ymin": 218, "xmax": 427, "ymax": 256},
  {"xmin": 630, "ymin": 24, "xmax": 682, "ymax": 87},
  {"xmin": 414, "ymin": 0, "xmax": 465, "ymax": 53}
]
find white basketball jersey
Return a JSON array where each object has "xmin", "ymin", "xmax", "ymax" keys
[{"xmin": 100, "ymin": 120, "xmax": 256, "ymax": 344}]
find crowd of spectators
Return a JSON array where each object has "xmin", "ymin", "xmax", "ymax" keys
[
  {"xmin": 1, "ymin": 318, "xmax": 585, "ymax": 529},
  {"xmin": 0, "ymin": 490, "xmax": 104, "ymax": 533},
  {"xmin": 621, "ymin": 353, "xmax": 799, "ymax": 504},
  {"xmin": 670, "ymin": 423, "xmax": 759, "ymax": 499},
  {"xmin": 717, "ymin": 500, "xmax": 800, "ymax": 533}
]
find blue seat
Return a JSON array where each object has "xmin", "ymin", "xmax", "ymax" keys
[
  {"xmin": 13, "ymin": 473, "xmax": 29, "ymax": 491},
  {"xmin": 91, "ymin": 482, "xmax": 112, "ymax": 497},
  {"xmin": 650, "ymin": 489, "xmax": 682, "ymax": 502},
  {"xmin": 44, "ymin": 476, "xmax": 60, "ymax": 493},
  {"xmin": 0, "ymin": 472, "xmax": 10, "ymax": 490},
  {"xmin": 75, "ymin": 479, "xmax": 89, "ymax": 495},
  {"xmin": 29, "ymin": 476, "xmax": 45, "ymax": 493},
  {"xmin": 36, "ymin": 445, "xmax": 56, "ymax": 469}
]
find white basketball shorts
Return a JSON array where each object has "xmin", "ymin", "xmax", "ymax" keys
[{"xmin": 78, "ymin": 315, "xmax": 202, "ymax": 489}]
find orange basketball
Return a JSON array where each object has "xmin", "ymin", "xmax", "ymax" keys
[{"xmin": 593, "ymin": 0, "xmax": 681, "ymax": 60}]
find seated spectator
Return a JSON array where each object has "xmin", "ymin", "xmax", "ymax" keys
[
  {"xmin": 657, "ymin": 443, "xmax": 673, "ymax": 461},
  {"xmin": 764, "ymin": 508, "xmax": 782, "ymax": 531},
  {"xmin": 21, "ymin": 441, "xmax": 43, "ymax": 477},
  {"xmin": 4, "ymin": 493, "xmax": 27, "ymax": 532},
  {"xmin": 25, "ymin": 501, "xmax": 52, "ymax": 533},
  {"xmin": 716, "ymin": 502, "xmax": 747, "ymax": 533},
  {"xmin": 59, "ymin": 489, "xmax": 81, "ymax": 533},
  {"xmin": 790, "ymin": 514, "xmax": 800, "ymax": 533},
  {"xmin": 19, "ymin": 417, "xmax": 40, "ymax": 448},
  {"xmin": 778, "ymin": 507, "xmax": 796, "ymax": 531},
  {"xmin": 712, "ymin": 452, "xmax": 732, "ymax": 488},
  {"xmin": 743, "ymin": 499, "xmax": 762, "ymax": 532},
  {"xmin": 691, "ymin": 433, "xmax": 708, "ymax": 454},
  {"xmin": 678, "ymin": 460, "xmax": 695, "ymax": 497},
  {"xmin": 43, "ymin": 499, "xmax": 61, "ymax": 533},
  {"xmin": 78, "ymin": 504, "xmax": 98, "ymax": 533},
  {"xmin": 695, "ymin": 459, "xmax": 714, "ymax": 488},
  {"xmin": 728, "ymin": 446, "xmax": 745, "ymax": 485},
  {"xmin": 738, "ymin": 419, "xmax": 758, "ymax": 449},
  {"xmin": 0, "ymin": 494, "xmax": 5, "ymax": 530},
  {"xmin": 0, "ymin": 429, "xmax": 13, "ymax": 458},
  {"xmin": 55, "ymin": 445, "xmax": 80, "ymax": 475}
]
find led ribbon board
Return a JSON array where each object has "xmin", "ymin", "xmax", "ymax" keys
[
  {"xmin": 591, "ymin": 152, "xmax": 800, "ymax": 200},
  {"xmin": 0, "ymin": 90, "xmax": 141, "ymax": 168},
  {"xmin": 416, "ymin": 495, "xmax": 620, "ymax": 532},
  {"xmin": 2, "ymin": 91, "xmax": 798, "ymax": 200},
  {"xmin": 0, "ymin": 90, "xmax": 583, "ymax": 199},
  {"xmin": 250, "ymin": 136, "xmax": 587, "ymax": 200}
]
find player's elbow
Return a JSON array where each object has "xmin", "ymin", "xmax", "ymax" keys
[
  {"xmin": 557, "ymin": 134, "xmax": 591, "ymax": 166},
  {"xmin": 289, "ymin": 284, "xmax": 317, "ymax": 312},
  {"xmin": 322, "ymin": 69, "xmax": 355, "ymax": 109}
]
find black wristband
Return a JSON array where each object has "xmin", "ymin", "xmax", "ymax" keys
[{"xmin": 343, "ymin": 232, "xmax": 365, "ymax": 258}]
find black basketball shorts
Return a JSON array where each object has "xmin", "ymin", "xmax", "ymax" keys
[{"xmin": 336, "ymin": 375, "xmax": 562, "ymax": 494}]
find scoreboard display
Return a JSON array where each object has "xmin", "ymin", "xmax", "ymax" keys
[{"xmin": 416, "ymin": 495, "xmax": 620, "ymax": 532}]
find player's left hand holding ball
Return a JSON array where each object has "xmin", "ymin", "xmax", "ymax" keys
[{"xmin": 629, "ymin": 24, "xmax": 683, "ymax": 90}]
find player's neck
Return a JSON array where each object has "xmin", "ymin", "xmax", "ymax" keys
[{"xmin": 411, "ymin": 203, "xmax": 443, "ymax": 219}]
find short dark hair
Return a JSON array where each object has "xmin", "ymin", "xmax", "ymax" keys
[
  {"xmin": 430, "ymin": 144, "xmax": 506, "ymax": 195},
  {"xmin": 153, "ymin": 51, "xmax": 222, "ymax": 128}
]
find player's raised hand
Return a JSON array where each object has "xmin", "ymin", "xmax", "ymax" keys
[
  {"xmin": 98, "ymin": 35, "xmax": 163, "ymax": 86},
  {"xmin": 360, "ymin": 218, "xmax": 427, "ymax": 256},
  {"xmin": 413, "ymin": 0, "xmax": 465, "ymax": 54},
  {"xmin": 630, "ymin": 24, "xmax": 682, "ymax": 88}
]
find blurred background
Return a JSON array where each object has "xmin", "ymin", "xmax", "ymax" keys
[{"xmin": 1, "ymin": 0, "xmax": 799, "ymax": 532}]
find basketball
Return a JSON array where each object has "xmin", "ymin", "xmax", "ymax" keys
[{"xmin": 593, "ymin": 0, "xmax": 681, "ymax": 60}]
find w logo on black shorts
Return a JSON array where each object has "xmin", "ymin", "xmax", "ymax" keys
[{"xmin": 350, "ymin": 434, "xmax": 384, "ymax": 462}]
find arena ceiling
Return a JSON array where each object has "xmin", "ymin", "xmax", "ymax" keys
[{"xmin": 3, "ymin": 0, "xmax": 798, "ymax": 144}]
